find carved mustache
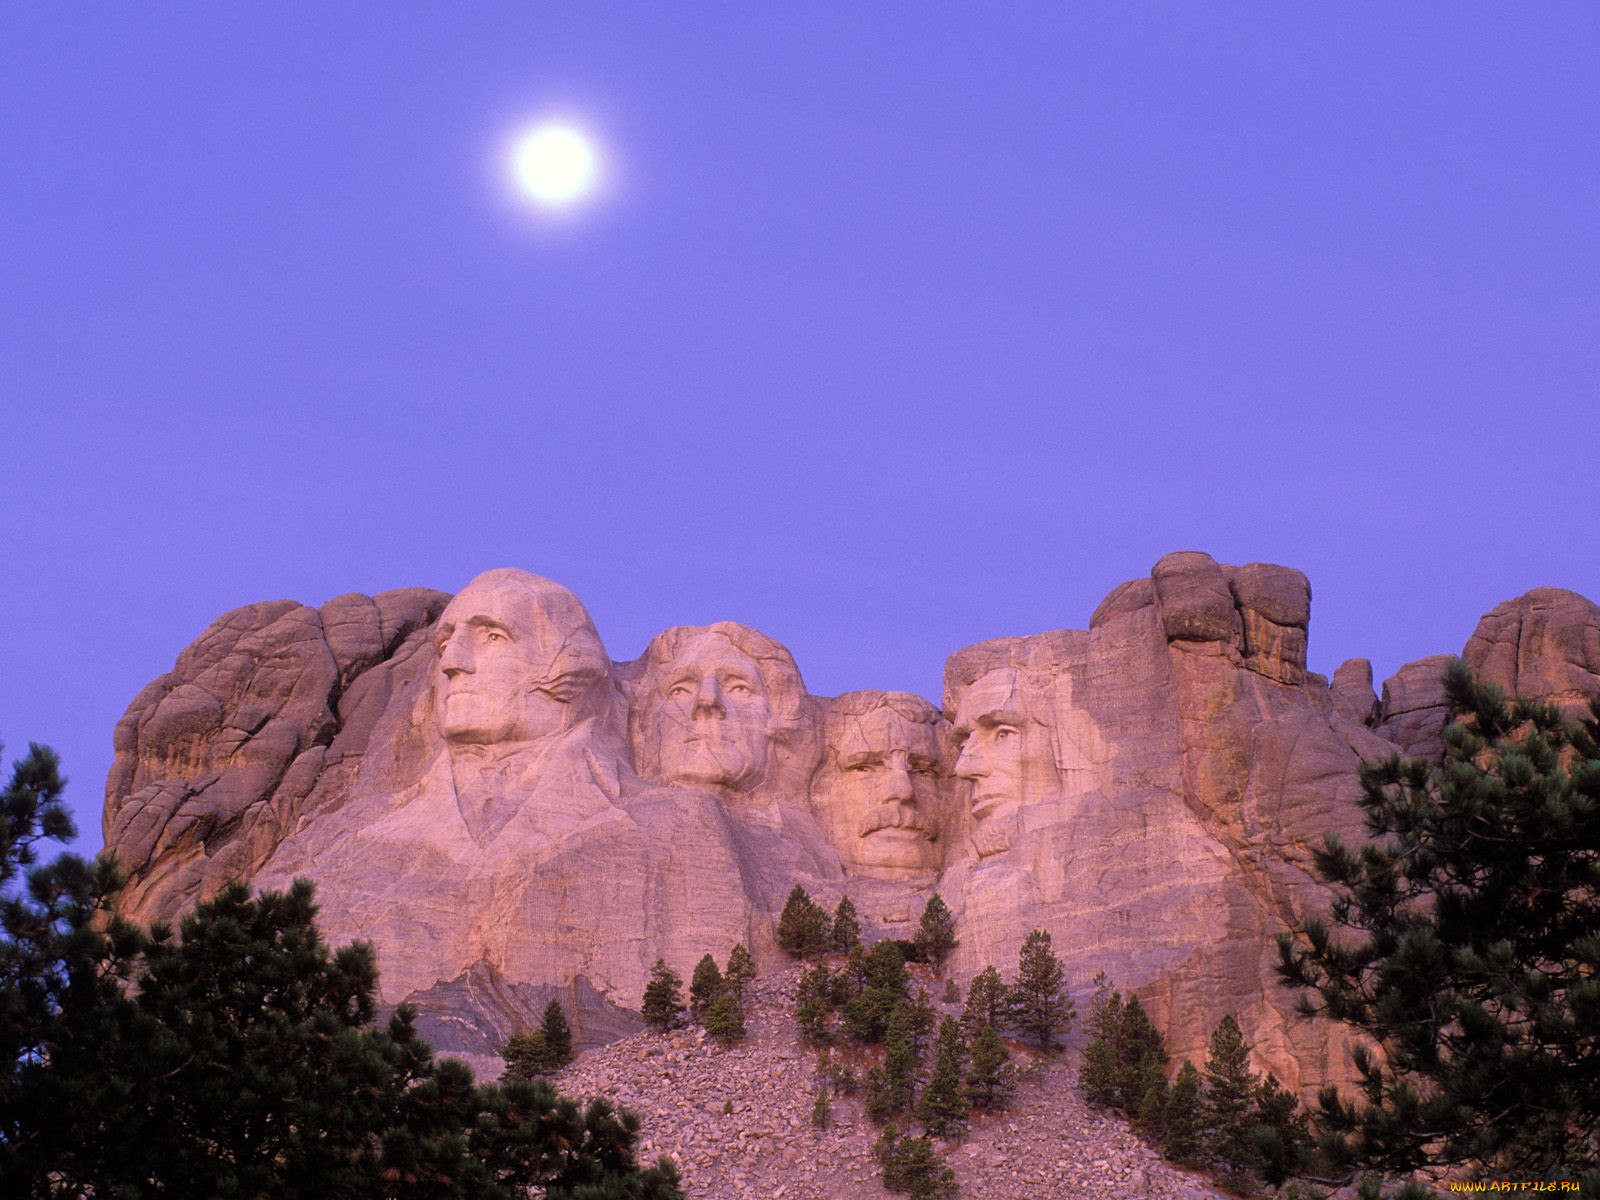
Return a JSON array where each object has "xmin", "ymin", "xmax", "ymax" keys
[{"xmin": 858, "ymin": 804, "xmax": 937, "ymax": 841}]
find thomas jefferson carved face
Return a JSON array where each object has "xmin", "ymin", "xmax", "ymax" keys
[
  {"xmin": 649, "ymin": 631, "xmax": 775, "ymax": 790},
  {"xmin": 432, "ymin": 570, "xmax": 606, "ymax": 748},
  {"xmin": 952, "ymin": 668, "xmax": 1027, "ymax": 857},
  {"xmin": 817, "ymin": 694, "xmax": 943, "ymax": 878}
]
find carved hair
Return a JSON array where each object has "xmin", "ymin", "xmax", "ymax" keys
[{"xmin": 823, "ymin": 690, "xmax": 942, "ymax": 737}]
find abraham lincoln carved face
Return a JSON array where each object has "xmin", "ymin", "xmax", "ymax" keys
[{"xmin": 951, "ymin": 668, "xmax": 1029, "ymax": 858}]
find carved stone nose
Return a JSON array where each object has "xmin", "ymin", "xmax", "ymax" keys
[
  {"xmin": 439, "ymin": 636, "xmax": 472, "ymax": 677},
  {"xmin": 693, "ymin": 676, "xmax": 724, "ymax": 715},
  {"xmin": 883, "ymin": 757, "xmax": 915, "ymax": 803}
]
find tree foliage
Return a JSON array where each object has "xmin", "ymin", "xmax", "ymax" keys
[
  {"xmin": 776, "ymin": 885, "xmax": 832, "ymax": 960},
  {"xmin": 917, "ymin": 1017, "xmax": 969, "ymax": 1137},
  {"xmin": 505, "ymin": 999, "xmax": 576, "ymax": 1079},
  {"xmin": 912, "ymin": 894, "xmax": 957, "ymax": 974},
  {"xmin": 1079, "ymin": 976, "xmax": 1166, "ymax": 1114},
  {"xmin": 723, "ymin": 943, "xmax": 756, "ymax": 1004},
  {"xmin": 794, "ymin": 962, "xmax": 834, "ymax": 1046},
  {"xmin": 702, "ymin": 991, "xmax": 747, "ymax": 1048},
  {"xmin": 866, "ymin": 1001, "xmax": 923, "ymax": 1122},
  {"xmin": 539, "ymin": 997, "xmax": 575, "ymax": 1068},
  {"xmin": 689, "ymin": 953, "xmax": 725, "ymax": 1022},
  {"xmin": 1202, "ymin": 1013, "xmax": 1260, "ymax": 1184},
  {"xmin": 831, "ymin": 896, "xmax": 862, "ymax": 952},
  {"xmin": 959, "ymin": 965, "xmax": 1006, "ymax": 1038},
  {"xmin": 1005, "ymin": 929, "xmax": 1074, "ymax": 1051},
  {"xmin": 1277, "ymin": 663, "xmax": 1600, "ymax": 1188},
  {"xmin": 641, "ymin": 959, "xmax": 685, "ymax": 1032},
  {"xmin": 875, "ymin": 1124, "xmax": 957, "ymax": 1199},
  {"xmin": 1160, "ymin": 1060, "xmax": 1204, "ymax": 1166},
  {"xmin": 962, "ymin": 1021, "xmax": 1014, "ymax": 1112},
  {"xmin": 842, "ymin": 942, "xmax": 910, "ymax": 1043}
]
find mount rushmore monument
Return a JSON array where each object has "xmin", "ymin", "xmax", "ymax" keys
[{"xmin": 102, "ymin": 553, "xmax": 1600, "ymax": 1091}]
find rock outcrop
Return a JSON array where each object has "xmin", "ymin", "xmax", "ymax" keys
[{"xmin": 103, "ymin": 558, "xmax": 1600, "ymax": 1097}]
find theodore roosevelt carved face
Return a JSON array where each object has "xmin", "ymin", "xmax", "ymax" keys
[
  {"xmin": 630, "ymin": 623, "xmax": 807, "ymax": 793},
  {"xmin": 815, "ymin": 692, "xmax": 944, "ymax": 878},
  {"xmin": 951, "ymin": 668, "xmax": 1029, "ymax": 858},
  {"xmin": 432, "ymin": 569, "xmax": 609, "ymax": 749}
]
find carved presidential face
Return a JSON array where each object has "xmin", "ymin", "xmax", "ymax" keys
[
  {"xmin": 649, "ymin": 631, "xmax": 775, "ymax": 790},
  {"xmin": 819, "ymin": 698, "xmax": 943, "ymax": 877},
  {"xmin": 432, "ymin": 572, "xmax": 602, "ymax": 748},
  {"xmin": 952, "ymin": 668, "xmax": 1028, "ymax": 857}
]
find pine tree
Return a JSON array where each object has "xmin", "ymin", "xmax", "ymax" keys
[
  {"xmin": 503, "ymin": 1029, "xmax": 554, "ymax": 1079},
  {"xmin": 794, "ymin": 961, "xmax": 834, "ymax": 1046},
  {"xmin": 777, "ymin": 885, "xmax": 832, "ymax": 959},
  {"xmin": 1161, "ymin": 1061, "xmax": 1204, "ymax": 1166},
  {"xmin": 1112, "ymin": 996, "xmax": 1167, "ymax": 1111},
  {"xmin": 1277, "ymin": 663, "xmax": 1600, "ymax": 1188},
  {"xmin": 1078, "ymin": 975, "xmax": 1123, "ymax": 1107},
  {"xmin": 964, "ymin": 1021, "xmax": 1015, "ymax": 1111},
  {"xmin": 870, "ymin": 1001, "xmax": 922, "ymax": 1120},
  {"xmin": 874, "ymin": 1122, "xmax": 905, "ymax": 1187},
  {"xmin": 876, "ymin": 1125, "xmax": 958, "ymax": 1200},
  {"xmin": 902, "ymin": 992, "xmax": 937, "ymax": 1059},
  {"xmin": 811, "ymin": 1078, "xmax": 832, "ymax": 1129},
  {"xmin": 539, "ymin": 997, "xmax": 575, "ymax": 1069},
  {"xmin": 960, "ymin": 964, "xmax": 1006, "ymax": 1037},
  {"xmin": 843, "ymin": 941, "xmax": 910, "ymax": 1043},
  {"xmin": 1203, "ymin": 1014, "xmax": 1259, "ymax": 1183},
  {"xmin": 1079, "ymin": 980, "xmax": 1167, "ymax": 1117},
  {"xmin": 724, "ymin": 943, "xmax": 756, "ymax": 1004},
  {"xmin": 703, "ymin": 992, "xmax": 746, "ymax": 1047},
  {"xmin": 912, "ymin": 894, "xmax": 957, "ymax": 974},
  {"xmin": 1005, "ymin": 929, "xmax": 1075, "ymax": 1051},
  {"xmin": 641, "ymin": 959, "xmax": 685, "ymax": 1032},
  {"xmin": 832, "ymin": 895, "xmax": 862, "ymax": 952},
  {"xmin": 1252, "ymin": 1072, "xmax": 1311, "ymax": 1185},
  {"xmin": 689, "ymin": 953, "xmax": 725, "ymax": 1022},
  {"xmin": 1133, "ymin": 1055, "xmax": 1169, "ymax": 1137},
  {"xmin": 836, "ymin": 942, "xmax": 870, "ymax": 1003},
  {"xmin": 917, "ymin": 1017, "xmax": 969, "ymax": 1137}
]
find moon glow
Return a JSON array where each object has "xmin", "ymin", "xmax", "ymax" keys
[{"xmin": 511, "ymin": 124, "xmax": 599, "ymax": 207}]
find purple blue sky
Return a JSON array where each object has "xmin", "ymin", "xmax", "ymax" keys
[{"xmin": 3, "ymin": 6, "xmax": 1597, "ymax": 851}]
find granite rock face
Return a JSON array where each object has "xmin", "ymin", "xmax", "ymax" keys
[{"xmin": 104, "ymin": 560, "xmax": 1600, "ymax": 1094}]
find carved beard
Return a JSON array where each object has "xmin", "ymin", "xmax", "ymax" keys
[{"xmin": 972, "ymin": 817, "xmax": 1016, "ymax": 859}]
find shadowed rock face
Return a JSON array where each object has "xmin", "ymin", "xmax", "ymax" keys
[{"xmin": 104, "ymin": 560, "xmax": 1600, "ymax": 1097}]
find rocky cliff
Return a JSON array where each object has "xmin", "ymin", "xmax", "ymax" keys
[{"xmin": 102, "ymin": 555, "xmax": 1600, "ymax": 1092}]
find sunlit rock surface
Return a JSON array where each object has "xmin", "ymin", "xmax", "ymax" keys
[{"xmin": 104, "ymin": 559, "xmax": 1600, "ymax": 1094}]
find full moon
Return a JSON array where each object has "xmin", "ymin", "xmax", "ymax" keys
[{"xmin": 511, "ymin": 124, "xmax": 599, "ymax": 207}]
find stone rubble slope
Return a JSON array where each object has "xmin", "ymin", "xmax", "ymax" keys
[{"xmin": 548, "ymin": 965, "xmax": 1227, "ymax": 1200}]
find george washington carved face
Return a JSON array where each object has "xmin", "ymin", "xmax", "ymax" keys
[{"xmin": 432, "ymin": 569, "xmax": 608, "ymax": 749}]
